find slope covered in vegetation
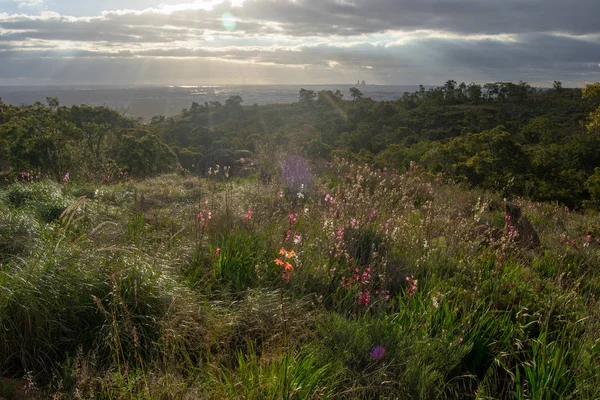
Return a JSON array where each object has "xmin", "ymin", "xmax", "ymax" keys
[
  {"xmin": 1, "ymin": 82, "xmax": 600, "ymax": 398},
  {"xmin": 1, "ymin": 157, "xmax": 600, "ymax": 398}
]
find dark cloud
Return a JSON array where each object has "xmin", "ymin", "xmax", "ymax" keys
[
  {"xmin": 2, "ymin": 0, "xmax": 599, "ymax": 43},
  {"xmin": 0, "ymin": 0, "xmax": 599, "ymax": 84},
  {"xmin": 0, "ymin": 33, "xmax": 598, "ymax": 84}
]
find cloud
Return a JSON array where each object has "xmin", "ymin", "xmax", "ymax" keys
[
  {"xmin": 15, "ymin": 0, "xmax": 43, "ymax": 8},
  {"xmin": 0, "ymin": 0, "xmax": 599, "ymax": 84}
]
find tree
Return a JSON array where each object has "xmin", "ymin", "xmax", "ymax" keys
[
  {"xmin": 117, "ymin": 131, "xmax": 177, "ymax": 177},
  {"xmin": 349, "ymin": 87, "xmax": 363, "ymax": 101},
  {"xmin": 317, "ymin": 90, "xmax": 343, "ymax": 105},
  {"xmin": 585, "ymin": 167, "xmax": 600, "ymax": 209},
  {"xmin": 298, "ymin": 88, "xmax": 316, "ymax": 103},
  {"xmin": 190, "ymin": 102, "xmax": 202, "ymax": 113},
  {"xmin": 467, "ymin": 83, "xmax": 482, "ymax": 103},
  {"xmin": 521, "ymin": 116, "xmax": 556, "ymax": 144},
  {"xmin": 443, "ymin": 80, "xmax": 457, "ymax": 103},
  {"xmin": 457, "ymin": 82, "xmax": 467, "ymax": 103},
  {"xmin": 225, "ymin": 95, "xmax": 243, "ymax": 108},
  {"xmin": 583, "ymin": 82, "xmax": 600, "ymax": 134},
  {"xmin": 553, "ymin": 81, "xmax": 563, "ymax": 91},
  {"xmin": 483, "ymin": 82, "xmax": 499, "ymax": 101}
]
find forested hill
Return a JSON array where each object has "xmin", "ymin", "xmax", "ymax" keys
[{"xmin": 2, "ymin": 81, "xmax": 600, "ymax": 209}]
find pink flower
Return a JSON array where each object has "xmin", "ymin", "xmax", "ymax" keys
[
  {"xmin": 293, "ymin": 233, "xmax": 302, "ymax": 244},
  {"xmin": 335, "ymin": 227, "xmax": 344, "ymax": 243},
  {"xmin": 244, "ymin": 209, "xmax": 253, "ymax": 219},
  {"xmin": 406, "ymin": 276, "xmax": 418, "ymax": 296},
  {"xmin": 215, "ymin": 248, "xmax": 221, "ymax": 256},
  {"xmin": 288, "ymin": 213, "xmax": 298, "ymax": 224},
  {"xmin": 63, "ymin": 172, "xmax": 70, "ymax": 183},
  {"xmin": 368, "ymin": 208, "xmax": 376, "ymax": 220},
  {"xmin": 358, "ymin": 290, "xmax": 371, "ymax": 306},
  {"xmin": 283, "ymin": 230, "xmax": 292, "ymax": 242}
]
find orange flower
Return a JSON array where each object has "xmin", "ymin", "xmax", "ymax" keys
[
  {"xmin": 286, "ymin": 250, "xmax": 295, "ymax": 258},
  {"xmin": 279, "ymin": 248, "xmax": 287, "ymax": 255},
  {"xmin": 274, "ymin": 258, "xmax": 284, "ymax": 266},
  {"xmin": 284, "ymin": 262, "xmax": 293, "ymax": 271}
]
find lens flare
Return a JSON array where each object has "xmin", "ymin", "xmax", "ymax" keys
[{"xmin": 221, "ymin": 12, "xmax": 236, "ymax": 31}]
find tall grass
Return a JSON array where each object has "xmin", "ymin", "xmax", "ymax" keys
[{"xmin": 0, "ymin": 161, "xmax": 599, "ymax": 398}]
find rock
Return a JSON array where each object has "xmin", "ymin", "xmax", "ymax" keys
[
  {"xmin": 233, "ymin": 150, "xmax": 254, "ymax": 159},
  {"xmin": 195, "ymin": 149, "xmax": 254, "ymax": 176},
  {"xmin": 505, "ymin": 201, "xmax": 541, "ymax": 249}
]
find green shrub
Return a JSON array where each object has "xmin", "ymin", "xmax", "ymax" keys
[
  {"xmin": 6, "ymin": 181, "xmax": 71, "ymax": 222},
  {"xmin": 212, "ymin": 229, "xmax": 271, "ymax": 292},
  {"xmin": 0, "ymin": 205, "xmax": 41, "ymax": 262}
]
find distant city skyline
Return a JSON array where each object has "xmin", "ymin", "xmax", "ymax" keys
[{"xmin": 0, "ymin": 0, "xmax": 598, "ymax": 86}]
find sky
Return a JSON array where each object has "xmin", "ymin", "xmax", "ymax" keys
[{"xmin": 0, "ymin": 0, "xmax": 598, "ymax": 86}]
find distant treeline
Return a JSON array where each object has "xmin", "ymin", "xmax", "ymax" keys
[{"xmin": 1, "ymin": 81, "xmax": 600, "ymax": 208}]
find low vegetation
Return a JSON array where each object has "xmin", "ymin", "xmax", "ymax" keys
[{"xmin": 1, "ymin": 155, "xmax": 599, "ymax": 398}]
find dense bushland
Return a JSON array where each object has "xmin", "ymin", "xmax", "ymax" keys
[
  {"xmin": 0, "ymin": 155, "xmax": 599, "ymax": 398},
  {"xmin": 2, "ymin": 81, "xmax": 600, "ymax": 209}
]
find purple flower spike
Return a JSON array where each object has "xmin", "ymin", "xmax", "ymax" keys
[{"xmin": 370, "ymin": 345, "xmax": 386, "ymax": 360}]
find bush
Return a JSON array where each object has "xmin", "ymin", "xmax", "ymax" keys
[
  {"xmin": 0, "ymin": 204, "xmax": 41, "ymax": 262},
  {"xmin": 6, "ymin": 181, "xmax": 71, "ymax": 222}
]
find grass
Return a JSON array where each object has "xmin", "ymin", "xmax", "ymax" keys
[{"xmin": 0, "ymin": 159, "xmax": 599, "ymax": 398}]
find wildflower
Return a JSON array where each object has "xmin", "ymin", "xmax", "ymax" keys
[
  {"xmin": 335, "ymin": 227, "xmax": 344, "ymax": 243},
  {"xmin": 380, "ymin": 290, "xmax": 391, "ymax": 301},
  {"xmin": 278, "ymin": 190, "xmax": 284, "ymax": 198},
  {"xmin": 560, "ymin": 234, "xmax": 569, "ymax": 244},
  {"xmin": 584, "ymin": 234, "xmax": 591, "ymax": 248},
  {"xmin": 368, "ymin": 208, "xmax": 376, "ymax": 220},
  {"xmin": 351, "ymin": 218, "xmax": 359, "ymax": 229},
  {"xmin": 63, "ymin": 172, "xmax": 70, "ymax": 183},
  {"xmin": 288, "ymin": 213, "xmax": 298, "ymax": 224},
  {"xmin": 215, "ymin": 248, "xmax": 221, "ymax": 256},
  {"xmin": 325, "ymin": 194, "xmax": 333, "ymax": 204},
  {"xmin": 244, "ymin": 209, "xmax": 253, "ymax": 219},
  {"xmin": 297, "ymin": 192, "xmax": 304, "ymax": 199},
  {"xmin": 432, "ymin": 293, "xmax": 440, "ymax": 308},
  {"xmin": 358, "ymin": 290, "xmax": 371, "ymax": 306},
  {"xmin": 275, "ymin": 248, "xmax": 295, "ymax": 282},
  {"xmin": 370, "ymin": 345, "xmax": 386, "ymax": 360},
  {"xmin": 361, "ymin": 267, "xmax": 372, "ymax": 283},
  {"xmin": 293, "ymin": 233, "xmax": 302, "ymax": 244},
  {"xmin": 406, "ymin": 276, "xmax": 418, "ymax": 296}
]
